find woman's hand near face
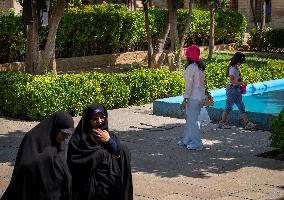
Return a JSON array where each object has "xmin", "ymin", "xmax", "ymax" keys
[{"xmin": 92, "ymin": 128, "xmax": 110, "ymax": 143}]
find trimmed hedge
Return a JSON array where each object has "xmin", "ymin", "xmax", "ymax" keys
[
  {"xmin": 127, "ymin": 68, "xmax": 184, "ymax": 105},
  {"xmin": 270, "ymin": 109, "xmax": 284, "ymax": 152},
  {"xmin": 205, "ymin": 53, "xmax": 284, "ymax": 89},
  {"xmin": 0, "ymin": 4, "xmax": 246, "ymax": 63},
  {"xmin": 1, "ymin": 54, "xmax": 283, "ymax": 120},
  {"xmin": 248, "ymin": 27, "xmax": 284, "ymax": 52},
  {"xmin": 0, "ymin": 13, "xmax": 25, "ymax": 64},
  {"xmin": 0, "ymin": 68, "xmax": 184, "ymax": 120}
]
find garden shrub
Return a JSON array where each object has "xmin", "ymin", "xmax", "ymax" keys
[
  {"xmin": 270, "ymin": 109, "xmax": 284, "ymax": 152},
  {"xmin": 1, "ymin": 54, "xmax": 283, "ymax": 120},
  {"xmin": 126, "ymin": 68, "xmax": 184, "ymax": 105},
  {"xmin": 89, "ymin": 72, "xmax": 130, "ymax": 109},
  {"xmin": 0, "ymin": 71, "xmax": 129, "ymax": 120},
  {"xmin": 205, "ymin": 53, "xmax": 284, "ymax": 89},
  {"xmin": 0, "ymin": 71, "xmax": 31, "ymax": 117},
  {"xmin": 0, "ymin": 13, "xmax": 25, "ymax": 63},
  {"xmin": 23, "ymin": 73, "xmax": 105, "ymax": 120},
  {"xmin": 265, "ymin": 29, "xmax": 284, "ymax": 52},
  {"xmin": 248, "ymin": 27, "xmax": 284, "ymax": 52},
  {"xmin": 0, "ymin": 5, "xmax": 246, "ymax": 63}
]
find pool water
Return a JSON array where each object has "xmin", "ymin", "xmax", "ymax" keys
[
  {"xmin": 153, "ymin": 78, "xmax": 284, "ymax": 130},
  {"xmin": 213, "ymin": 88, "xmax": 284, "ymax": 116}
]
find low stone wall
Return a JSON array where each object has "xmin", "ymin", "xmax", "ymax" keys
[
  {"xmin": 0, "ymin": 62, "xmax": 26, "ymax": 72},
  {"xmin": 0, "ymin": 44, "xmax": 236, "ymax": 73},
  {"xmin": 0, "ymin": 51, "xmax": 148, "ymax": 73},
  {"xmin": 57, "ymin": 51, "xmax": 147, "ymax": 72}
]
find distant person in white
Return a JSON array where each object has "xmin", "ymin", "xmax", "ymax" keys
[{"xmin": 179, "ymin": 45, "xmax": 207, "ymax": 151}]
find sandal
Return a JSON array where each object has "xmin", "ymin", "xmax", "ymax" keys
[
  {"xmin": 218, "ymin": 122, "xmax": 231, "ymax": 129},
  {"xmin": 244, "ymin": 122, "xmax": 257, "ymax": 130}
]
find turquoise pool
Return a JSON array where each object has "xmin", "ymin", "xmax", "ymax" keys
[
  {"xmin": 207, "ymin": 78, "xmax": 284, "ymax": 130},
  {"xmin": 153, "ymin": 78, "xmax": 284, "ymax": 130},
  {"xmin": 213, "ymin": 88, "xmax": 284, "ymax": 116}
]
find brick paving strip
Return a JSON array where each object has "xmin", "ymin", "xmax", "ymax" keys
[{"xmin": 0, "ymin": 104, "xmax": 283, "ymax": 200}]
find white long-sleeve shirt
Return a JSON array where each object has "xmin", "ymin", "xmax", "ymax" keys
[{"xmin": 183, "ymin": 63, "xmax": 205, "ymax": 101}]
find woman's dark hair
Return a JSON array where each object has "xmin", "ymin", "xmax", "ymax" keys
[
  {"xmin": 226, "ymin": 52, "xmax": 246, "ymax": 77},
  {"xmin": 185, "ymin": 58, "xmax": 206, "ymax": 71}
]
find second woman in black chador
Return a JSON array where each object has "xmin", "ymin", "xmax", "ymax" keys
[{"xmin": 67, "ymin": 103, "xmax": 133, "ymax": 200}]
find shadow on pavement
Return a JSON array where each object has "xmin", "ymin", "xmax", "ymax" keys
[
  {"xmin": 114, "ymin": 123, "xmax": 283, "ymax": 179},
  {"xmin": 0, "ymin": 131, "xmax": 25, "ymax": 166},
  {"xmin": 0, "ymin": 123, "xmax": 283, "ymax": 179}
]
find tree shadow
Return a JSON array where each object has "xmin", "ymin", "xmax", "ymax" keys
[
  {"xmin": 113, "ymin": 122, "xmax": 283, "ymax": 179},
  {"xmin": 0, "ymin": 122, "xmax": 282, "ymax": 179},
  {"xmin": 0, "ymin": 130, "xmax": 25, "ymax": 166}
]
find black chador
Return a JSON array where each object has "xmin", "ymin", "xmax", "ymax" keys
[
  {"xmin": 1, "ymin": 111, "xmax": 74, "ymax": 200},
  {"xmin": 67, "ymin": 104, "xmax": 133, "ymax": 200}
]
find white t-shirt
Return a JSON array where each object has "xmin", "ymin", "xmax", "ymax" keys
[
  {"xmin": 228, "ymin": 66, "xmax": 241, "ymax": 82},
  {"xmin": 183, "ymin": 63, "xmax": 205, "ymax": 101}
]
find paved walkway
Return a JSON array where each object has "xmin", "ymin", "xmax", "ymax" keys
[{"xmin": 0, "ymin": 104, "xmax": 283, "ymax": 200}]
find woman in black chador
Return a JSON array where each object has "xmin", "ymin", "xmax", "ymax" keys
[
  {"xmin": 1, "ymin": 111, "xmax": 74, "ymax": 200},
  {"xmin": 67, "ymin": 103, "xmax": 133, "ymax": 200}
]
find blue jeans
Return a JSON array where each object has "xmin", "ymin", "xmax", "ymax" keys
[
  {"xmin": 181, "ymin": 98, "xmax": 204, "ymax": 150},
  {"xmin": 225, "ymin": 84, "xmax": 246, "ymax": 114}
]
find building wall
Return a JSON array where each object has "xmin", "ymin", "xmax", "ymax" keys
[
  {"xmin": 269, "ymin": 0, "xmax": 284, "ymax": 29},
  {"xmin": 0, "ymin": 0, "xmax": 22, "ymax": 14},
  {"xmin": 149, "ymin": 0, "xmax": 191, "ymax": 9},
  {"xmin": 0, "ymin": 0, "xmax": 11, "ymax": 12},
  {"xmin": 152, "ymin": 0, "xmax": 167, "ymax": 8},
  {"xmin": 139, "ymin": 0, "xmax": 284, "ymax": 30},
  {"xmin": 238, "ymin": 0, "xmax": 284, "ymax": 30}
]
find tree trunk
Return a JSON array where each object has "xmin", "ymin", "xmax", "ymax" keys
[
  {"xmin": 257, "ymin": 0, "xmax": 266, "ymax": 51},
  {"xmin": 260, "ymin": 0, "xmax": 266, "ymax": 31},
  {"xmin": 143, "ymin": 0, "xmax": 153, "ymax": 68},
  {"xmin": 128, "ymin": 0, "xmax": 136, "ymax": 10},
  {"xmin": 208, "ymin": 1, "xmax": 216, "ymax": 60},
  {"xmin": 250, "ymin": 0, "xmax": 257, "ymax": 27},
  {"xmin": 48, "ymin": 49, "xmax": 57, "ymax": 72},
  {"xmin": 39, "ymin": 0, "xmax": 67, "ymax": 74},
  {"xmin": 151, "ymin": 14, "xmax": 170, "ymax": 68},
  {"xmin": 25, "ymin": 25, "xmax": 34, "ymax": 73},
  {"xmin": 168, "ymin": 0, "xmax": 179, "ymax": 52},
  {"xmin": 167, "ymin": 0, "xmax": 179, "ymax": 71},
  {"xmin": 149, "ymin": 0, "xmax": 152, "ymax": 7},
  {"xmin": 24, "ymin": 0, "xmax": 66, "ymax": 74},
  {"xmin": 31, "ymin": 2, "xmax": 40, "ymax": 74},
  {"xmin": 176, "ymin": 0, "xmax": 194, "ymax": 70}
]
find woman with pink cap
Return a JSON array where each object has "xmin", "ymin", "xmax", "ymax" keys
[{"xmin": 179, "ymin": 45, "xmax": 207, "ymax": 150}]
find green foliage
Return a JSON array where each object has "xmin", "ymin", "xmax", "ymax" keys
[
  {"xmin": 126, "ymin": 68, "xmax": 184, "ymax": 105},
  {"xmin": 248, "ymin": 27, "xmax": 268, "ymax": 51},
  {"xmin": 0, "ymin": 71, "xmax": 129, "ymax": 120},
  {"xmin": 248, "ymin": 27, "xmax": 284, "ymax": 52},
  {"xmin": 0, "ymin": 13, "xmax": 25, "ymax": 63},
  {"xmin": 215, "ymin": 10, "xmax": 247, "ymax": 45},
  {"xmin": 204, "ymin": 53, "xmax": 284, "ymax": 89},
  {"xmin": 270, "ymin": 109, "xmax": 284, "ymax": 152},
  {"xmin": 178, "ymin": 9, "xmax": 210, "ymax": 46},
  {"xmin": 0, "ymin": 71, "xmax": 31, "ymax": 117},
  {"xmin": 0, "ymin": 7, "xmax": 246, "ymax": 63},
  {"xmin": 265, "ymin": 29, "xmax": 284, "ymax": 52},
  {"xmin": 177, "ymin": 9, "xmax": 246, "ymax": 46},
  {"xmin": 88, "ymin": 72, "xmax": 130, "ymax": 109},
  {"xmin": 1, "ymin": 54, "xmax": 283, "ymax": 120}
]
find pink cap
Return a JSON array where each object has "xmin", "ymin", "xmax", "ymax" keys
[{"xmin": 185, "ymin": 45, "xmax": 200, "ymax": 62}]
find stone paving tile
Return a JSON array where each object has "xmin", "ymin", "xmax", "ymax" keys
[
  {"xmin": 214, "ymin": 196, "xmax": 246, "ymax": 200},
  {"xmin": 0, "ymin": 104, "xmax": 284, "ymax": 199},
  {"xmin": 162, "ymin": 193, "xmax": 200, "ymax": 200},
  {"xmin": 235, "ymin": 191, "xmax": 267, "ymax": 200}
]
